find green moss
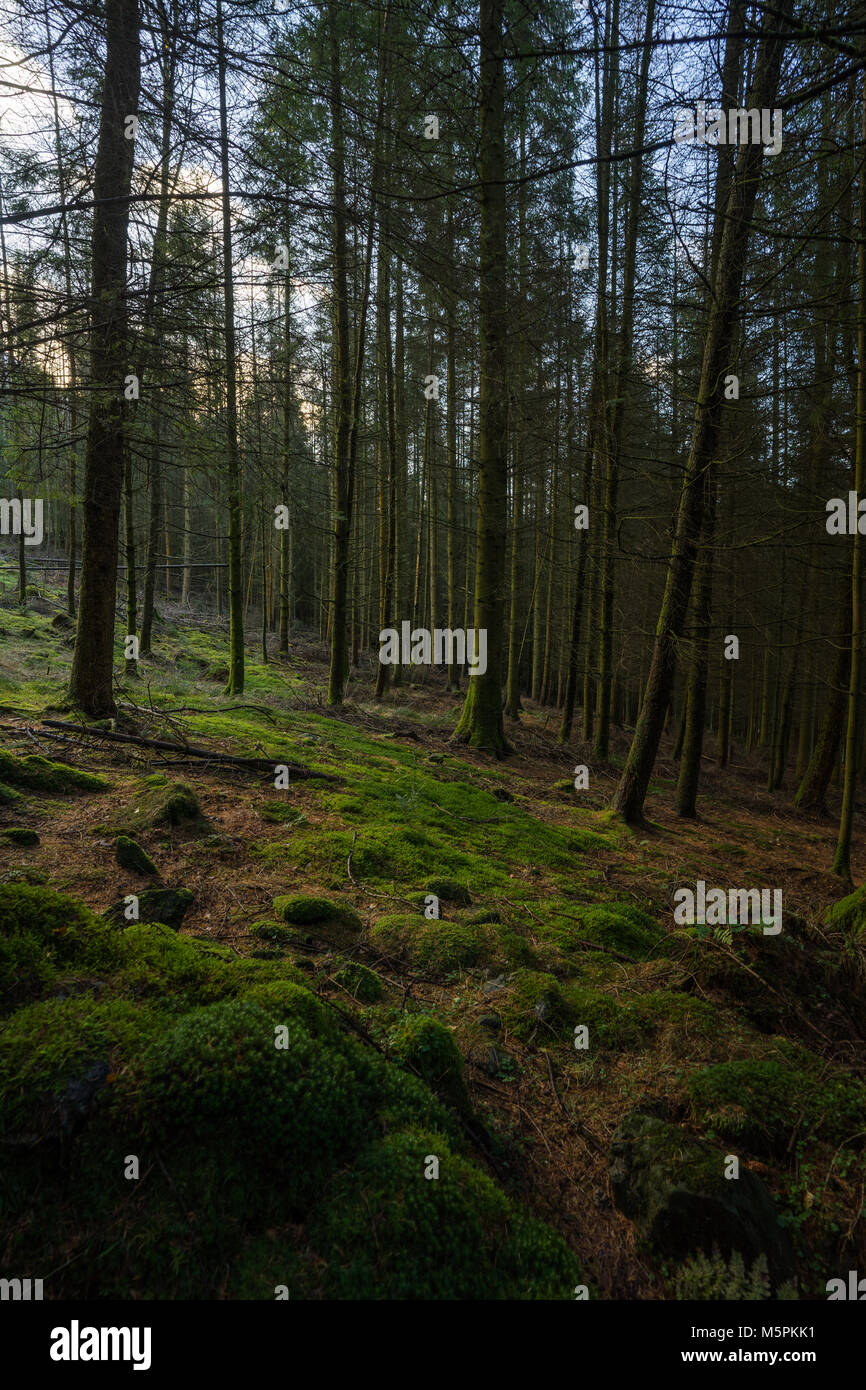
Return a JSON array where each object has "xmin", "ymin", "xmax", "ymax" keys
[
  {"xmin": 0, "ymin": 993, "xmax": 159, "ymax": 1138},
  {"xmin": 129, "ymin": 998, "xmax": 381, "ymax": 1203},
  {"xmin": 104, "ymin": 887, "xmax": 194, "ymax": 931},
  {"xmin": 333, "ymin": 960, "xmax": 384, "ymax": 1003},
  {"xmin": 0, "ymin": 827, "xmax": 39, "ymax": 846},
  {"xmin": 114, "ymin": 836, "xmax": 158, "ymax": 876},
  {"xmin": 688, "ymin": 1056, "xmax": 866, "ymax": 1156},
  {"xmin": 272, "ymin": 894, "xmax": 359, "ymax": 928},
  {"xmin": 115, "ymin": 924, "xmax": 235, "ymax": 1004},
  {"xmin": 369, "ymin": 912, "xmax": 496, "ymax": 974},
  {"xmin": 0, "ymin": 781, "xmax": 23, "ymax": 807},
  {"xmin": 258, "ymin": 801, "xmax": 307, "ymax": 826},
  {"xmin": 500, "ymin": 971, "xmax": 575, "ymax": 1042},
  {"xmin": 0, "ymin": 885, "xmax": 121, "ymax": 1011},
  {"xmin": 388, "ymin": 1012, "xmax": 471, "ymax": 1114},
  {"xmin": 113, "ymin": 776, "xmax": 202, "ymax": 832},
  {"xmin": 424, "ymin": 878, "xmax": 472, "ymax": 906},
  {"xmin": 0, "ymin": 750, "xmax": 109, "ymax": 794},
  {"xmin": 546, "ymin": 902, "xmax": 662, "ymax": 960},
  {"xmin": 249, "ymin": 920, "xmax": 293, "ymax": 945},
  {"xmin": 312, "ymin": 1128, "xmax": 583, "ymax": 1299},
  {"xmin": 824, "ymin": 883, "xmax": 866, "ymax": 937}
]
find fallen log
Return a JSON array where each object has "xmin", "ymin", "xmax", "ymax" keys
[{"xmin": 39, "ymin": 720, "xmax": 340, "ymax": 781}]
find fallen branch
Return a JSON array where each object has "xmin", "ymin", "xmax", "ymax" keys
[{"xmin": 40, "ymin": 720, "xmax": 340, "ymax": 780}]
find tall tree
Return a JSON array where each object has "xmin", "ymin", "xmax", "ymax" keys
[
  {"xmin": 453, "ymin": 0, "xmax": 508, "ymax": 754},
  {"xmin": 69, "ymin": 0, "xmax": 140, "ymax": 716}
]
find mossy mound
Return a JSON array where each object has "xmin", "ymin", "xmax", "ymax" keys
[
  {"xmin": 424, "ymin": 878, "xmax": 472, "ymax": 906},
  {"xmin": 687, "ymin": 1052, "xmax": 866, "ymax": 1157},
  {"xmin": 333, "ymin": 959, "xmax": 383, "ymax": 1003},
  {"xmin": 388, "ymin": 1012, "xmax": 471, "ymax": 1115},
  {"xmin": 546, "ymin": 902, "xmax": 662, "ymax": 960},
  {"xmin": 0, "ymin": 782, "xmax": 23, "ymax": 807},
  {"xmin": 104, "ymin": 887, "xmax": 194, "ymax": 932},
  {"xmin": 0, "ymin": 883, "xmax": 120, "ymax": 1011},
  {"xmin": 273, "ymin": 895, "xmax": 361, "ymax": 932},
  {"xmin": 0, "ymin": 993, "xmax": 161, "ymax": 1141},
  {"xmin": 0, "ymin": 827, "xmax": 39, "ymax": 846},
  {"xmin": 114, "ymin": 923, "xmax": 238, "ymax": 1004},
  {"xmin": 113, "ymin": 775, "xmax": 202, "ymax": 833},
  {"xmin": 310, "ymin": 1128, "xmax": 583, "ymax": 1299},
  {"xmin": 0, "ymin": 878, "xmax": 584, "ymax": 1298},
  {"xmin": 249, "ymin": 920, "xmax": 293, "ymax": 946},
  {"xmin": 499, "ymin": 970, "xmax": 575, "ymax": 1042},
  {"xmin": 0, "ymin": 750, "xmax": 109, "ymax": 794},
  {"xmin": 559, "ymin": 985, "xmax": 719, "ymax": 1055},
  {"xmin": 369, "ymin": 912, "xmax": 497, "ymax": 975},
  {"xmin": 114, "ymin": 836, "xmax": 158, "ymax": 876}
]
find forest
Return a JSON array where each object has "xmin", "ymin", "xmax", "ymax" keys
[{"xmin": 1, "ymin": 0, "xmax": 866, "ymax": 1314}]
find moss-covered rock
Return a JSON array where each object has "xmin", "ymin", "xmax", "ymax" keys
[
  {"xmin": 273, "ymin": 895, "xmax": 361, "ymax": 931},
  {"xmin": 609, "ymin": 1112, "xmax": 796, "ymax": 1290},
  {"xmin": 334, "ymin": 959, "xmax": 384, "ymax": 1003},
  {"xmin": 0, "ymin": 750, "xmax": 109, "ymax": 794},
  {"xmin": 687, "ymin": 1054, "xmax": 866, "ymax": 1157},
  {"xmin": 0, "ymin": 827, "xmax": 39, "ymax": 846},
  {"xmin": 104, "ymin": 887, "xmax": 194, "ymax": 932},
  {"xmin": 114, "ymin": 836, "xmax": 158, "ymax": 876},
  {"xmin": 115, "ymin": 775, "xmax": 202, "ymax": 833},
  {"xmin": 249, "ymin": 919, "xmax": 293, "ymax": 946},
  {"xmin": 0, "ymin": 782, "xmax": 23, "ymax": 807},
  {"xmin": 369, "ymin": 912, "xmax": 496, "ymax": 975},
  {"xmin": 388, "ymin": 1012, "xmax": 471, "ymax": 1115},
  {"xmin": 500, "ymin": 970, "xmax": 574, "ymax": 1042}
]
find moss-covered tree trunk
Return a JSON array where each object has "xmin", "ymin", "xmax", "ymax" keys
[{"xmin": 69, "ymin": 0, "xmax": 140, "ymax": 716}]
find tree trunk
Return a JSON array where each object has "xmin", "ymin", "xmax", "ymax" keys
[
  {"xmin": 453, "ymin": 0, "xmax": 509, "ymax": 754},
  {"xmin": 69, "ymin": 0, "xmax": 140, "ymax": 716}
]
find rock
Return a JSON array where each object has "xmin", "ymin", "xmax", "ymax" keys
[
  {"xmin": 114, "ymin": 835, "xmax": 158, "ymax": 876},
  {"xmin": 478, "ymin": 1013, "xmax": 501, "ymax": 1033},
  {"xmin": 105, "ymin": 887, "xmax": 194, "ymax": 931},
  {"xmin": 50, "ymin": 612, "xmax": 74, "ymax": 630},
  {"xmin": 483, "ymin": 974, "xmax": 508, "ymax": 995},
  {"xmin": 608, "ymin": 1112, "xmax": 796, "ymax": 1290}
]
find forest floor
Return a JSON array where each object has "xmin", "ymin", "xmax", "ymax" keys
[{"xmin": 1, "ymin": 577, "xmax": 865, "ymax": 1299}]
